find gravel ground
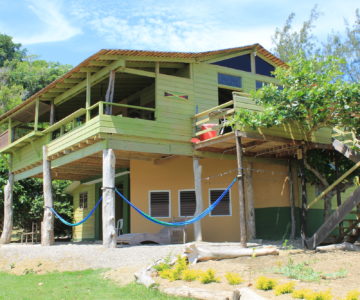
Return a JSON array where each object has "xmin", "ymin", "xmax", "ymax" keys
[{"xmin": 0, "ymin": 242, "xmax": 184, "ymax": 274}]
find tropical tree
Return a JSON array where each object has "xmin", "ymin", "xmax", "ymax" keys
[
  {"xmin": 0, "ymin": 35, "xmax": 73, "ymax": 235},
  {"xmin": 228, "ymin": 54, "xmax": 360, "ymax": 219}
]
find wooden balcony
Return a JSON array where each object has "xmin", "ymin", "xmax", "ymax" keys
[{"xmin": 192, "ymin": 92, "xmax": 332, "ymax": 158}]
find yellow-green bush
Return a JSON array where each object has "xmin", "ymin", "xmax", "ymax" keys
[
  {"xmin": 292, "ymin": 289, "xmax": 312, "ymax": 299},
  {"xmin": 198, "ymin": 269, "xmax": 220, "ymax": 284},
  {"xmin": 225, "ymin": 272, "xmax": 243, "ymax": 285},
  {"xmin": 255, "ymin": 276, "xmax": 277, "ymax": 291},
  {"xmin": 304, "ymin": 290, "xmax": 332, "ymax": 300},
  {"xmin": 181, "ymin": 269, "xmax": 201, "ymax": 282},
  {"xmin": 158, "ymin": 255, "xmax": 188, "ymax": 281},
  {"xmin": 343, "ymin": 290, "xmax": 360, "ymax": 300},
  {"xmin": 274, "ymin": 282, "xmax": 295, "ymax": 296}
]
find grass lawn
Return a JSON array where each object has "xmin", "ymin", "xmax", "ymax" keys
[{"xmin": 0, "ymin": 269, "xmax": 193, "ymax": 300}]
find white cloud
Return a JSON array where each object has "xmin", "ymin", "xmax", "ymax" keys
[
  {"xmin": 16, "ymin": 0, "xmax": 81, "ymax": 45},
  {"xmin": 69, "ymin": 1, "xmax": 273, "ymax": 52}
]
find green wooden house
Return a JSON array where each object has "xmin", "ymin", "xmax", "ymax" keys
[{"xmin": 0, "ymin": 44, "xmax": 358, "ymax": 247}]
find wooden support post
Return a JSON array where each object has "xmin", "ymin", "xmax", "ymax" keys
[
  {"xmin": 288, "ymin": 159, "xmax": 296, "ymax": 240},
  {"xmin": 334, "ymin": 153, "xmax": 343, "ymax": 232},
  {"xmin": 192, "ymin": 157, "xmax": 203, "ymax": 241},
  {"xmin": 299, "ymin": 152, "xmax": 308, "ymax": 244},
  {"xmin": 86, "ymin": 72, "xmax": 91, "ymax": 121},
  {"xmin": 235, "ymin": 130, "xmax": 247, "ymax": 248},
  {"xmin": 8, "ymin": 118, "xmax": 12, "ymax": 143},
  {"xmin": 105, "ymin": 71, "xmax": 116, "ymax": 115},
  {"xmin": 50, "ymin": 101, "xmax": 55, "ymax": 125},
  {"xmin": 245, "ymin": 163, "xmax": 255, "ymax": 240},
  {"xmin": 41, "ymin": 146, "xmax": 54, "ymax": 246},
  {"xmin": 0, "ymin": 155, "xmax": 14, "ymax": 244},
  {"xmin": 34, "ymin": 98, "xmax": 40, "ymax": 131},
  {"xmin": 250, "ymin": 51, "xmax": 256, "ymax": 74},
  {"xmin": 102, "ymin": 149, "xmax": 117, "ymax": 248}
]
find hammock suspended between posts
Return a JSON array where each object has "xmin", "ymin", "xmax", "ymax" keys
[
  {"xmin": 114, "ymin": 177, "xmax": 237, "ymax": 227},
  {"xmin": 48, "ymin": 196, "xmax": 102, "ymax": 227},
  {"xmin": 50, "ymin": 177, "xmax": 237, "ymax": 227}
]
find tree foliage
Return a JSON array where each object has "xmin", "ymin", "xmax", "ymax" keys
[
  {"xmin": 0, "ymin": 34, "xmax": 26, "ymax": 67},
  {"xmin": 230, "ymin": 55, "xmax": 359, "ymax": 140},
  {"xmin": 0, "ymin": 35, "xmax": 73, "ymax": 234},
  {"xmin": 272, "ymin": 7, "xmax": 360, "ymax": 82}
]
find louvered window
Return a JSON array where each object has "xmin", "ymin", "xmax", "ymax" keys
[
  {"xmin": 209, "ymin": 189, "xmax": 231, "ymax": 216},
  {"xmin": 150, "ymin": 191, "xmax": 170, "ymax": 217},
  {"xmin": 179, "ymin": 190, "xmax": 196, "ymax": 217}
]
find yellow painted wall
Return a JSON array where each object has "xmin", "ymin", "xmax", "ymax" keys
[
  {"xmin": 72, "ymin": 184, "xmax": 96, "ymax": 240},
  {"xmin": 130, "ymin": 156, "xmax": 291, "ymax": 242}
]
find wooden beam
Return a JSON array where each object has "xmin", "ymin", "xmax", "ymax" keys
[
  {"xmin": 88, "ymin": 61, "xmax": 112, "ymax": 67},
  {"xmin": 193, "ymin": 157, "xmax": 203, "ymax": 241},
  {"xmin": 102, "ymin": 149, "xmax": 117, "ymax": 248},
  {"xmin": 119, "ymin": 67, "xmax": 156, "ymax": 78},
  {"xmin": 50, "ymin": 100, "xmax": 55, "ymax": 125},
  {"xmin": 41, "ymin": 146, "xmax": 54, "ymax": 246},
  {"xmin": 305, "ymin": 186, "xmax": 360, "ymax": 249},
  {"xmin": 34, "ymin": 99, "xmax": 39, "ymax": 131},
  {"xmin": 0, "ymin": 156, "xmax": 14, "ymax": 244},
  {"xmin": 289, "ymin": 159, "xmax": 296, "ymax": 240},
  {"xmin": 8, "ymin": 118, "xmax": 12, "ymax": 143},
  {"xmin": 86, "ymin": 72, "xmax": 91, "ymax": 121},
  {"xmin": 54, "ymin": 59, "xmax": 125, "ymax": 106},
  {"xmin": 235, "ymin": 131, "xmax": 247, "ymax": 248},
  {"xmin": 307, "ymin": 161, "xmax": 360, "ymax": 209},
  {"xmin": 333, "ymin": 139, "xmax": 360, "ymax": 163},
  {"xmin": 299, "ymin": 154, "xmax": 308, "ymax": 243},
  {"xmin": 236, "ymin": 130, "xmax": 300, "ymax": 144},
  {"xmin": 63, "ymin": 78, "xmax": 83, "ymax": 84},
  {"xmin": 245, "ymin": 163, "xmax": 255, "ymax": 240},
  {"xmin": 79, "ymin": 67, "xmax": 102, "ymax": 73},
  {"xmin": 56, "ymin": 83, "xmax": 77, "ymax": 89},
  {"xmin": 105, "ymin": 70, "xmax": 116, "ymax": 115},
  {"xmin": 250, "ymin": 52, "xmax": 256, "ymax": 74}
]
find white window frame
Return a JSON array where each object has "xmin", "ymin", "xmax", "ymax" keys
[
  {"xmin": 148, "ymin": 190, "xmax": 171, "ymax": 218},
  {"xmin": 178, "ymin": 189, "xmax": 196, "ymax": 217},
  {"xmin": 208, "ymin": 188, "xmax": 232, "ymax": 217}
]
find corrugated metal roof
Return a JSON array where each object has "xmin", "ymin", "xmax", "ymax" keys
[{"xmin": 0, "ymin": 44, "xmax": 286, "ymax": 122}]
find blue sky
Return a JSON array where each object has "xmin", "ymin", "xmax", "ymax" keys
[{"xmin": 0, "ymin": 0, "xmax": 358, "ymax": 66}]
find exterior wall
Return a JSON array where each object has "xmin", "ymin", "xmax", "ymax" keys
[
  {"xmin": 72, "ymin": 184, "xmax": 96, "ymax": 241},
  {"xmin": 130, "ymin": 156, "xmax": 295, "ymax": 242}
]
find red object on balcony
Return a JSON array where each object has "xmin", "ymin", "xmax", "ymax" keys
[{"xmin": 199, "ymin": 124, "xmax": 217, "ymax": 141}]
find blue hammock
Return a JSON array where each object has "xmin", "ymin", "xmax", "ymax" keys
[
  {"xmin": 51, "ymin": 177, "xmax": 237, "ymax": 227},
  {"xmin": 49, "ymin": 196, "xmax": 102, "ymax": 227},
  {"xmin": 114, "ymin": 177, "xmax": 237, "ymax": 227}
]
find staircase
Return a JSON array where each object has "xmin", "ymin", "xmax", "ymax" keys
[{"xmin": 304, "ymin": 128, "xmax": 360, "ymax": 249}]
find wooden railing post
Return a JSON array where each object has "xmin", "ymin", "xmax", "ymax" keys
[
  {"xmin": 41, "ymin": 145, "xmax": 54, "ymax": 246},
  {"xmin": 0, "ymin": 154, "xmax": 14, "ymax": 244},
  {"xmin": 102, "ymin": 149, "xmax": 117, "ymax": 248},
  {"xmin": 193, "ymin": 157, "xmax": 203, "ymax": 241}
]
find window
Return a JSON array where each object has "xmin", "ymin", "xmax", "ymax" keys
[
  {"xmin": 149, "ymin": 191, "xmax": 170, "ymax": 217},
  {"xmin": 179, "ymin": 190, "xmax": 196, "ymax": 217},
  {"xmin": 79, "ymin": 192, "xmax": 88, "ymax": 209},
  {"xmin": 218, "ymin": 73, "xmax": 242, "ymax": 88},
  {"xmin": 212, "ymin": 54, "xmax": 251, "ymax": 72},
  {"xmin": 255, "ymin": 56, "xmax": 275, "ymax": 77},
  {"xmin": 209, "ymin": 189, "xmax": 231, "ymax": 216}
]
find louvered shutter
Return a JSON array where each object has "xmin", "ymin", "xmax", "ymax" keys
[
  {"xmin": 150, "ymin": 191, "xmax": 169, "ymax": 217},
  {"xmin": 210, "ymin": 190, "xmax": 230, "ymax": 216},
  {"xmin": 179, "ymin": 190, "xmax": 196, "ymax": 216}
]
